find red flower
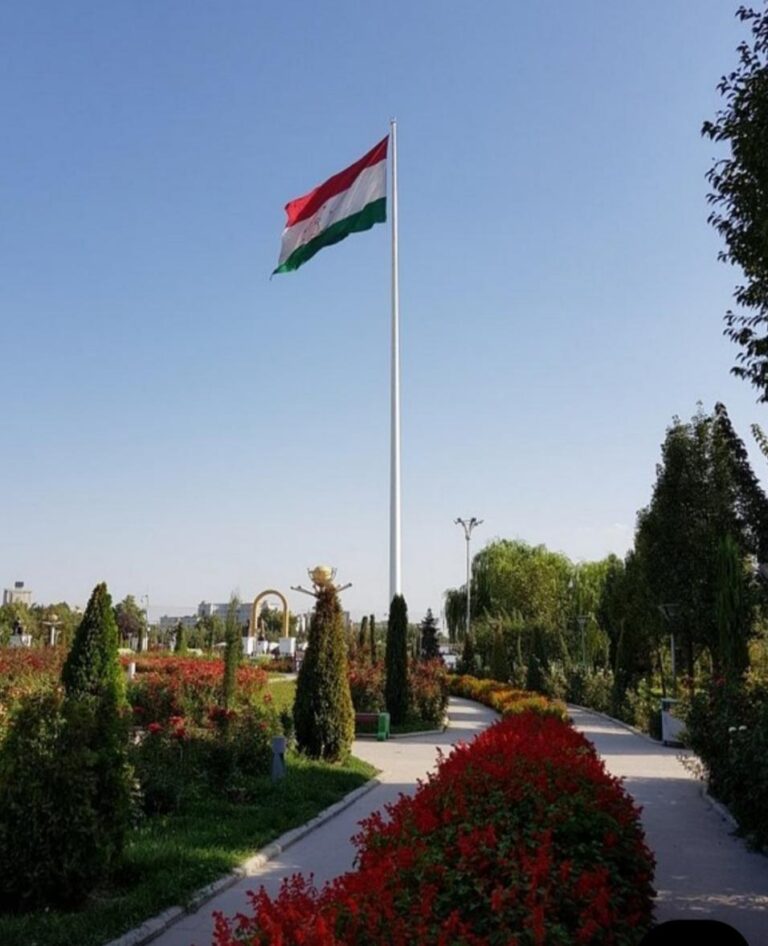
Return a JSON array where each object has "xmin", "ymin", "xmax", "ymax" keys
[{"xmin": 147, "ymin": 722, "xmax": 163, "ymax": 734}]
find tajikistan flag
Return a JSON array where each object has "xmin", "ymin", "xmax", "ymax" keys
[{"xmin": 273, "ymin": 136, "xmax": 388, "ymax": 275}]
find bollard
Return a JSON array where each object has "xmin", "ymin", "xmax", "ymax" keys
[{"xmin": 271, "ymin": 735, "xmax": 286, "ymax": 781}]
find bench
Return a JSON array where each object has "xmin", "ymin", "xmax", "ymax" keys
[{"xmin": 354, "ymin": 711, "xmax": 391, "ymax": 741}]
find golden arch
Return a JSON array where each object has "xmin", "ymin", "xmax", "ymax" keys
[{"xmin": 249, "ymin": 589, "xmax": 290, "ymax": 639}]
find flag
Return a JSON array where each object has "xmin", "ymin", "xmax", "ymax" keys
[{"xmin": 273, "ymin": 136, "xmax": 388, "ymax": 275}]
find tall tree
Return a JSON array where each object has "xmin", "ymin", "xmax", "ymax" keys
[
  {"xmin": 419, "ymin": 608, "xmax": 440, "ymax": 660},
  {"xmin": 704, "ymin": 5, "xmax": 768, "ymax": 399},
  {"xmin": 293, "ymin": 585, "xmax": 354, "ymax": 761},
  {"xmin": 369, "ymin": 614, "xmax": 377, "ymax": 662},
  {"xmin": 358, "ymin": 615, "xmax": 369, "ymax": 657},
  {"xmin": 634, "ymin": 405, "xmax": 766, "ymax": 677},
  {"xmin": 385, "ymin": 595, "xmax": 410, "ymax": 725}
]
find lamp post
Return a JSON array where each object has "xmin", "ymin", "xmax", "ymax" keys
[
  {"xmin": 658, "ymin": 603, "xmax": 679, "ymax": 695},
  {"xmin": 454, "ymin": 517, "xmax": 483, "ymax": 642},
  {"xmin": 42, "ymin": 612, "xmax": 60, "ymax": 647}
]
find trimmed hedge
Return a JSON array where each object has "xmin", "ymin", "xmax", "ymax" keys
[
  {"xmin": 212, "ymin": 710, "xmax": 655, "ymax": 946},
  {"xmin": 449, "ymin": 673, "xmax": 568, "ymax": 720}
]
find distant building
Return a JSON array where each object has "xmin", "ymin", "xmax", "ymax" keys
[{"xmin": 3, "ymin": 581, "xmax": 32, "ymax": 607}]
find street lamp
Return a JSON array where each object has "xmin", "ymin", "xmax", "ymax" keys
[
  {"xmin": 41, "ymin": 612, "xmax": 60, "ymax": 647},
  {"xmin": 658, "ymin": 603, "xmax": 679, "ymax": 694},
  {"xmin": 454, "ymin": 517, "xmax": 483, "ymax": 642}
]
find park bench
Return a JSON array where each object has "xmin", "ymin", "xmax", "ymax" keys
[{"xmin": 354, "ymin": 711, "xmax": 391, "ymax": 741}]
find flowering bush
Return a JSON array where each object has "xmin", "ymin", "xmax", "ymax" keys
[
  {"xmin": 348, "ymin": 660, "xmax": 384, "ymax": 712},
  {"xmin": 131, "ymin": 702, "xmax": 280, "ymax": 812},
  {"xmin": 408, "ymin": 658, "xmax": 448, "ymax": 726},
  {"xmin": 212, "ymin": 711, "xmax": 654, "ymax": 945},
  {"xmin": 0, "ymin": 648, "xmax": 64, "ymax": 741},
  {"xmin": 449, "ymin": 674, "xmax": 568, "ymax": 720},
  {"xmin": 125, "ymin": 656, "xmax": 269, "ymax": 724},
  {"xmin": 348, "ymin": 658, "xmax": 448, "ymax": 727}
]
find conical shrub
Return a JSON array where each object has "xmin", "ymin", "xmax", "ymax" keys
[
  {"xmin": 293, "ymin": 585, "xmax": 354, "ymax": 761},
  {"xmin": 385, "ymin": 594, "xmax": 410, "ymax": 725}
]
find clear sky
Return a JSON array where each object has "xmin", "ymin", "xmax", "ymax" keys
[{"xmin": 2, "ymin": 1, "xmax": 765, "ymax": 624}]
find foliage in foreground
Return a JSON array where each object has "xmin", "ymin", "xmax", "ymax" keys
[
  {"xmin": 212, "ymin": 711, "xmax": 655, "ymax": 946},
  {"xmin": 0, "ymin": 752, "xmax": 375, "ymax": 946},
  {"xmin": 0, "ymin": 583, "xmax": 132, "ymax": 911}
]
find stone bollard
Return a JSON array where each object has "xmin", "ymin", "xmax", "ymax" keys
[{"xmin": 271, "ymin": 735, "xmax": 286, "ymax": 782}]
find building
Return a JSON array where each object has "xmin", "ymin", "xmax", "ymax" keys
[{"xmin": 3, "ymin": 581, "xmax": 32, "ymax": 607}]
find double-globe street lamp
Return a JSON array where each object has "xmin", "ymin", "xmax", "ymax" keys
[{"xmin": 454, "ymin": 517, "xmax": 483, "ymax": 643}]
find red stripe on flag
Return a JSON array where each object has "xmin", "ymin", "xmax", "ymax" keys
[{"xmin": 283, "ymin": 136, "xmax": 388, "ymax": 228}]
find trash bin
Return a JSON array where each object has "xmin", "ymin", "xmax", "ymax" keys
[{"xmin": 660, "ymin": 698, "xmax": 684, "ymax": 747}]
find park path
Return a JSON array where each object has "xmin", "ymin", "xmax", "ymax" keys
[
  {"xmin": 151, "ymin": 697, "xmax": 497, "ymax": 946},
  {"xmin": 569, "ymin": 706, "xmax": 768, "ymax": 945}
]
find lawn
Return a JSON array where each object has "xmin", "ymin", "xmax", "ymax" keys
[{"xmin": 0, "ymin": 752, "xmax": 375, "ymax": 946}]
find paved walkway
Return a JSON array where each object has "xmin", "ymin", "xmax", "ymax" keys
[
  {"xmin": 569, "ymin": 706, "xmax": 768, "ymax": 945},
  {"xmin": 148, "ymin": 701, "xmax": 768, "ymax": 946},
  {"xmin": 152, "ymin": 697, "xmax": 498, "ymax": 946}
]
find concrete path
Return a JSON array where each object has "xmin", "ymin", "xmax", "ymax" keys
[
  {"xmin": 151, "ymin": 697, "xmax": 497, "ymax": 946},
  {"xmin": 569, "ymin": 706, "xmax": 768, "ymax": 946}
]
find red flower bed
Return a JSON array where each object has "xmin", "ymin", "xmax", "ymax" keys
[
  {"xmin": 212, "ymin": 712, "xmax": 654, "ymax": 945},
  {"xmin": 0, "ymin": 648, "xmax": 64, "ymax": 738},
  {"xmin": 125, "ymin": 656, "xmax": 269, "ymax": 724},
  {"xmin": 449, "ymin": 673, "xmax": 567, "ymax": 720}
]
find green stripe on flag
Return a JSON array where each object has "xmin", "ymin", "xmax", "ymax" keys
[{"xmin": 273, "ymin": 197, "xmax": 386, "ymax": 275}]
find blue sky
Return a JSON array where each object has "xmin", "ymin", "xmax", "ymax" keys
[{"xmin": 2, "ymin": 1, "xmax": 764, "ymax": 624}]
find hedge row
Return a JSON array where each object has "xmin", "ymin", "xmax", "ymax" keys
[
  {"xmin": 212, "ymin": 709, "xmax": 655, "ymax": 945},
  {"xmin": 449, "ymin": 673, "xmax": 568, "ymax": 720}
]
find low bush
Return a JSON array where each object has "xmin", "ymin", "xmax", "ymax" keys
[
  {"xmin": 0, "ymin": 693, "xmax": 109, "ymax": 911},
  {"xmin": 449, "ymin": 674, "xmax": 567, "ymax": 720},
  {"xmin": 126, "ymin": 656, "xmax": 269, "ymax": 724},
  {"xmin": 212, "ymin": 711, "xmax": 655, "ymax": 945}
]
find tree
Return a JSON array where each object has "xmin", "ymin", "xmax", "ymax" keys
[
  {"xmin": 489, "ymin": 622, "xmax": 511, "ymax": 682},
  {"xmin": 716, "ymin": 534, "xmax": 752, "ymax": 683},
  {"xmin": 369, "ymin": 614, "xmax": 377, "ymax": 662},
  {"xmin": 419, "ymin": 609, "xmax": 440, "ymax": 660},
  {"xmin": 704, "ymin": 5, "xmax": 768, "ymax": 399},
  {"xmin": 443, "ymin": 587, "xmax": 466, "ymax": 643},
  {"xmin": 293, "ymin": 585, "xmax": 354, "ymax": 761},
  {"xmin": 358, "ymin": 615, "xmax": 369, "ymax": 657},
  {"xmin": 222, "ymin": 596, "xmax": 241, "ymax": 710},
  {"xmin": 114, "ymin": 595, "xmax": 146, "ymax": 646},
  {"xmin": 385, "ymin": 595, "xmax": 410, "ymax": 724},
  {"xmin": 634, "ymin": 405, "xmax": 767, "ymax": 678},
  {"xmin": 457, "ymin": 632, "xmax": 476, "ymax": 675},
  {"xmin": 60, "ymin": 582, "xmax": 131, "ymax": 882},
  {"xmin": 173, "ymin": 620, "xmax": 187, "ymax": 654}
]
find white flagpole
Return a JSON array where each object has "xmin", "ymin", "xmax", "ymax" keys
[{"xmin": 389, "ymin": 118, "xmax": 402, "ymax": 603}]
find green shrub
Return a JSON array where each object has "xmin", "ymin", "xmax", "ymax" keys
[
  {"xmin": 384, "ymin": 595, "xmax": 409, "ymax": 725},
  {"xmin": 61, "ymin": 582, "xmax": 132, "ymax": 871},
  {"xmin": 0, "ymin": 693, "xmax": 107, "ymax": 911},
  {"xmin": 293, "ymin": 586, "xmax": 354, "ymax": 761},
  {"xmin": 684, "ymin": 672, "xmax": 768, "ymax": 847}
]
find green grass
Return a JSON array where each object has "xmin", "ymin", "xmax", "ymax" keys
[
  {"xmin": 268, "ymin": 678, "xmax": 297, "ymax": 715},
  {"xmin": 0, "ymin": 752, "xmax": 375, "ymax": 946}
]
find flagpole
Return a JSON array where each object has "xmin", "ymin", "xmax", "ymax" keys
[{"xmin": 389, "ymin": 117, "xmax": 402, "ymax": 603}]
